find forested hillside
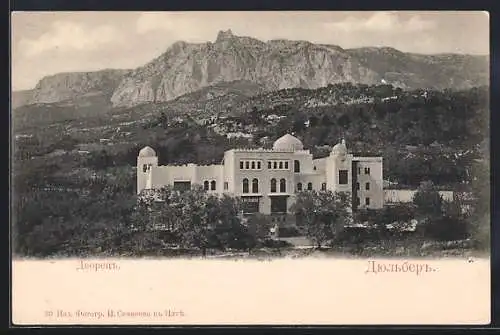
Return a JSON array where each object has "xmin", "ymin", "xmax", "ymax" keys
[{"xmin": 12, "ymin": 83, "xmax": 489, "ymax": 257}]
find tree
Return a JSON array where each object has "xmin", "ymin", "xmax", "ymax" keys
[
  {"xmin": 337, "ymin": 113, "xmax": 351, "ymax": 128},
  {"xmin": 138, "ymin": 186, "xmax": 249, "ymax": 254},
  {"xmin": 204, "ymin": 194, "xmax": 248, "ymax": 252},
  {"xmin": 245, "ymin": 213, "xmax": 273, "ymax": 251},
  {"xmin": 412, "ymin": 181, "xmax": 471, "ymax": 241},
  {"xmin": 159, "ymin": 111, "xmax": 169, "ymax": 128},
  {"xmin": 309, "ymin": 115, "xmax": 319, "ymax": 127},
  {"xmin": 468, "ymin": 159, "xmax": 490, "ymax": 249},
  {"xmin": 412, "ymin": 181, "xmax": 443, "ymax": 222},
  {"xmin": 291, "ymin": 190, "xmax": 352, "ymax": 249}
]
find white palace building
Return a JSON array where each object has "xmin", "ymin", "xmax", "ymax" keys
[{"xmin": 137, "ymin": 134, "xmax": 384, "ymax": 218}]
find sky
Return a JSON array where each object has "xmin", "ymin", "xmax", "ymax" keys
[{"xmin": 11, "ymin": 11, "xmax": 489, "ymax": 91}]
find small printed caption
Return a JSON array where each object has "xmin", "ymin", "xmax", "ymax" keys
[
  {"xmin": 76, "ymin": 260, "xmax": 120, "ymax": 271},
  {"xmin": 365, "ymin": 260, "xmax": 438, "ymax": 275},
  {"xmin": 44, "ymin": 309, "xmax": 185, "ymax": 320}
]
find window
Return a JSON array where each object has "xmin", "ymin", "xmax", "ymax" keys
[
  {"xmin": 245, "ymin": 161, "xmax": 250, "ymax": 169},
  {"xmin": 251, "ymin": 161, "xmax": 255, "ymax": 169},
  {"xmin": 307, "ymin": 182, "xmax": 313, "ymax": 190},
  {"xmin": 271, "ymin": 196, "xmax": 287, "ymax": 213},
  {"xmin": 224, "ymin": 182, "xmax": 228, "ymax": 190},
  {"xmin": 358, "ymin": 167, "xmax": 361, "ymax": 175},
  {"xmin": 204, "ymin": 181, "xmax": 209, "ymax": 191},
  {"xmin": 211, "ymin": 180, "xmax": 216, "ymax": 191},
  {"xmin": 279, "ymin": 162, "xmax": 283, "ymax": 169},
  {"xmin": 240, "ymin": 161, "xmax": 244, "ymax": 169},
  {"xmin": 356, "ymin": 182, "xmax": 360, "ymax": 190},
  {"xmin": 365, "ymin": 197, "xmax": 370, "ymax": 206},
  {"xmin": 242, "ymin": 178, "xmax": 249, "ymax": 193},
  {"xmin": 294, "ymin": 160, "xmax": 300, "ymax": 173},
  {"xmin": 257, "ymin": 161, "xmax": 261, "ymax": 169},
  {"xmin": 273, "ymin": 162, "xmax": 278, "ymax": 169},
  {"xmin": 280, "ymin": 178, "xmax": 286, "ymax": 192},
  {"xmin": 321, "ymin": 183, "xmax": 326, "ymax": 191},
  {"xmin": 297, "ymin": 182, "xmax": 303, "ymax": 191},
  {"xmin": 314, "ymin": 166, "xmax": 317, "ymax": 171},
  {"xmin": 270, "ymin": 178, "xmax": 277, "ymax": 193},
  {"xmin": 356, "ymin": 197, "xmax": 360, "ymax": 206},
  {"xmin": 143, "ymin": 164, "xmax": 148, "ymax": 173},
  {"xmin": 366, "ymin": 182, "xmax": 370, "ymax": 190},
  {"xmin": 339, "ymin": 170, "xmax": 348, "ymax": 184},
  {"xmin": 284, "ymin": 161, "xmax": 289, "ymax": 169},
  {"xmin": 252, "ymin": 178, "xmax": 259, "ymax": 193},
  {"xmin": 268, "ymin": 161, "xmax": 272, "ymax": 169},
  {"xmin": 241, "ymin": 196, "xmax": 260, "ymax": 213},
  {"xmin": 365, "ymin": 167, "xmax": 370, "ymax": 175}
]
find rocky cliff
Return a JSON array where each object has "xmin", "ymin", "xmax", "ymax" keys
[
  {"xmin": 13, "ymin": 30, "xmax": 489, "ymax": 109},
  {"xmin": 16, "ymin": 69, "xmax": 130, "ymax": 106},
  {"xmin": 109, "ymin": 30, "xmax": 488, "ymax": 108}
]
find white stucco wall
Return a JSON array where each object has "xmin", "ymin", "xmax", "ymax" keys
[
  {"xmin": 384, "ymin": 189, "xmax": 454, "ymax": 203},
  {"xmin": 354, "ymin": 157, "xmax": 384, "ymax": 209},
  {"xmin": 136, "ymin": 139, "xmax": 386, "ymax": 213}
]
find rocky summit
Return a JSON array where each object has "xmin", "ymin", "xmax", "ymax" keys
[{"xmin": 14, "ymin": 30, "xmax": 489, "ymax": 109}]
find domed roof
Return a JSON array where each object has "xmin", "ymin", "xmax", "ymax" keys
[
  {"xmin": 331, "ymin": 139, "xmax": 347, "ymax": 156},
  {"xmin": 138, "ymin": 146, "xmax": 156, "ymax": 157},
  {"xmin": 273, "ymin": 134, "xmax": 304, "ymax": 151}
]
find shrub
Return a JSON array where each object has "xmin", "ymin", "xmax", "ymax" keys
[
  {"xmin": 421, "ymin": 216, "xmax": 469, "ymax": 241},
  {"xmin": 277, "ymin": 226, "xmax": 301, "ymax": 237},
  {"xmin": 261, "ymin": 239, "xmax": 293, "ymax": 249}
]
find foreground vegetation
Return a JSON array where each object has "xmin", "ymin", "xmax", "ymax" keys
[
  {"xmin": 12, "ymin": 176, "xmax": 489, "ymax": 258},
  {"xmin": 12, "ymin": 83, "xmax": 490, "ymax": 258}
]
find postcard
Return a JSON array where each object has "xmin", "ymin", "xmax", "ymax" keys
[{"xmin": 11, "ymin": 11, "xmax": 491, "ymax": 325}]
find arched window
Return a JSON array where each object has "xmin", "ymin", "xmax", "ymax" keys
[
  {"xmin": 297, "ymin": 182, "xmax": 303, "ymax": 192},
  {"xmin": 251, "ymin": 161, "xmax": 255, "ymax": 169},
  {"xmin": 321, "ymin": 183, "xmax": 327, "ymax": 191},
  {"xmin": 294, "ymin": 160, "xmax": 300, "ymax": 173},
  {"xmin": 252, "ymin": 178, "xmax": 259, "ymax": 193},
  {"xmin": 307, "ymin": 182, "xmax": 313, "ymax": 190},
  {"xmin": 242, "ymin": 178, "xmax": 249, "ymax": 193},
  {"xmin": 270, "ymin": 178, "xmax": 277, "ymax": 193},
  {"xmin": 280, "ymin": 178, "xmax": 286, "ymax": 192},
  {"xmin": 211, "ymin": 180, "xmax": 216, "ymax": 191},
  {"xmin": 204, "ymin": 180, "xmax": 209, "ymax": 191},
  {"xmin": 279, "ymin": 162, "xmax": 283, "ymax": 169}
]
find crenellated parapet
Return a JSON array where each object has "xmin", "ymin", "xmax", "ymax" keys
[
  {"xmin": 231, "ymin": 148, "xmax": 311, "ymax": 154},
  {"xmin": 156, "ymin": 163, "xmax": 224, "ymax": 168}
]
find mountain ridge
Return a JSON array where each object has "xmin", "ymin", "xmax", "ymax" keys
[{"xmin": 13, "ymin": 30, "xmax": 489, "ymax": 110}]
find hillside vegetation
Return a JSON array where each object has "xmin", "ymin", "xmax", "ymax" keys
[{"xmin": 12, "ymin": 83, "xmax": 489, "ymax": 257}]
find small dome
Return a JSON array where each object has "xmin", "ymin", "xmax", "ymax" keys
[
  {"xmin": 139, "ymin": 146, "xmax": 156, "ymax": 157},
  {"xmin": 272, "ymin": 134, "xmax": 304, "ymax": 151},
  {"xmin": 331, "ymin": 139, "xmax": 347, "ymax": 156}
]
